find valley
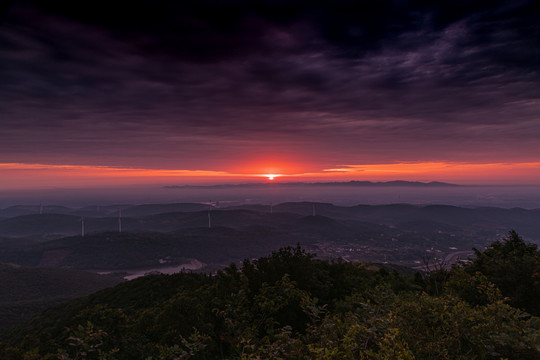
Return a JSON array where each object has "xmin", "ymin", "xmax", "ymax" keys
[{"xmin": 1, "ymin": 200, "xmax": 539, "ymax": 332}]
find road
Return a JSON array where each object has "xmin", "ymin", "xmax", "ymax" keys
[
  {"xmin": 412, "ymin": 250, "xmax": 476, "ymax": 272},
  {"xmin": 443, "ymin": 250, "xmax": 476, "ymax": 268}
]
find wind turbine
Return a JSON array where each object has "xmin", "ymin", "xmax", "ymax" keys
[
  {"xmin": 81, "ymin": 216, "xmax": 85, "ymax": 237},
  {"xmin": 118, "ymin": 208, "xmax": 122, "ymax": 233}
]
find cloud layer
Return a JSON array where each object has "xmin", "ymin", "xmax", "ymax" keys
[{"xmin": 1, "ymin": 1, "xmax": 539, "ymax": 179}]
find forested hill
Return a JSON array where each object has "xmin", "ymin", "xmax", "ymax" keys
[
  {"xmin": 1, "ymin": 231, "xmax": 539, "ymax": 360},
  {"xmin": 0, "ymin": 264, "xmax": 122, "ymax": 333}
]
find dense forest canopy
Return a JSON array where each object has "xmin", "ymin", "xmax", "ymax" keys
[{"xmin": 1, "ymin": 231, "xmax": 539, "ymax": 359}]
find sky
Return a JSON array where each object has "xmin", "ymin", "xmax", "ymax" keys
[{"xmin": 1, "ymin": 0, "xmax": 540, "ymax": 189}]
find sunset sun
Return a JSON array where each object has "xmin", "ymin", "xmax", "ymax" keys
[{"xmin": 1, "ymin": 2, "xmax": 540, "ymax": 357}]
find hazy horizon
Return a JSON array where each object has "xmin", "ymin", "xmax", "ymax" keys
[{"xmin": 2, "ymin": 183, "xmax": 540, "ymax": 209}]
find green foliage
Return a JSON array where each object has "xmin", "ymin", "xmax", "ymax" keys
[
  {"xmin": 445, "ymin": 267, "xmax": 503, "ymax": 306},
  {"xmin": 1, "ymin": 244, "xmax": 539, "ymax": 359},
  {"xmin": 466, "ymin": 230, "xmax": 540, "ymax": 315},
  {"xmin": 416, "ymin": 267, "xmax": 449, "ymax": 296},
  {"xmin": 57, "ymin": 321, "xmax": 118, "ymax": 360},
  {"xmin": 143, "ymin": 330, "xmax": 210, "ymax": 360},
  {"xmin": 388, "ymin": 293, "xmax": 540, "ymax": 360},
  {"xmin": 0, "ymin": 263, "xmax": 121, "ymax": 332}
]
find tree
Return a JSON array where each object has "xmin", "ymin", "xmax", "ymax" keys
[{"xmin": 466, "ymin": 230, "xmax": 540, "ymax": 315}]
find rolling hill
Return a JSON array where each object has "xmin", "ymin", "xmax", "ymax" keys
[{"xmin": 0, "ymin": 263, "xmax": 122, "ymax": 332}]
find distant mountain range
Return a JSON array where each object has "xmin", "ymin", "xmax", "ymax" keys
[
  {"xmin": 164, "ymin": 180, "xmax": 460, "ymax": 189},
  {"xmin": 1, "ymin": 201, "xmax": 539, "ymax": 270},
  {"xmin": 1, "ymin": 199, "xmax": 539, "ymax": 333}
]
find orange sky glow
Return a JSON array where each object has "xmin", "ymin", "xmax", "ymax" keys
[
  {"xmin": 2, "ymin": 161, "xmax": 540, "ymax": 189},
  {"xmin": 2, "ymin": 2, "xmax": 540, "ymax": 197}
]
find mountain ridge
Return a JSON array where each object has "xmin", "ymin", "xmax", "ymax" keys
[{"xmin": 164, "ymin": 180, "xmax": 460, "ymax": 189}]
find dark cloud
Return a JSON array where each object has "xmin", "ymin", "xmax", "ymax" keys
[{"xmin": 1, "ymin": 0, "xmax": 539, "ymax": 170}]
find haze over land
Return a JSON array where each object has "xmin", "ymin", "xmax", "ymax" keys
[{"xmin": 2, "ymin": 182, "xmax": 540, "ymax": 209}]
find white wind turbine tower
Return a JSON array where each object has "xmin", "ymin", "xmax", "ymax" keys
[
  {"xmin": 208, "ymin": 211, "xmax": 212, "ymax": 229},
  {"xmin": 118, "ymin": 209, "xmax": 122, "ymax": 233},
  {"xmin": 81, "ymin": 216, "xmax": 85, "ymax": 237}
]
